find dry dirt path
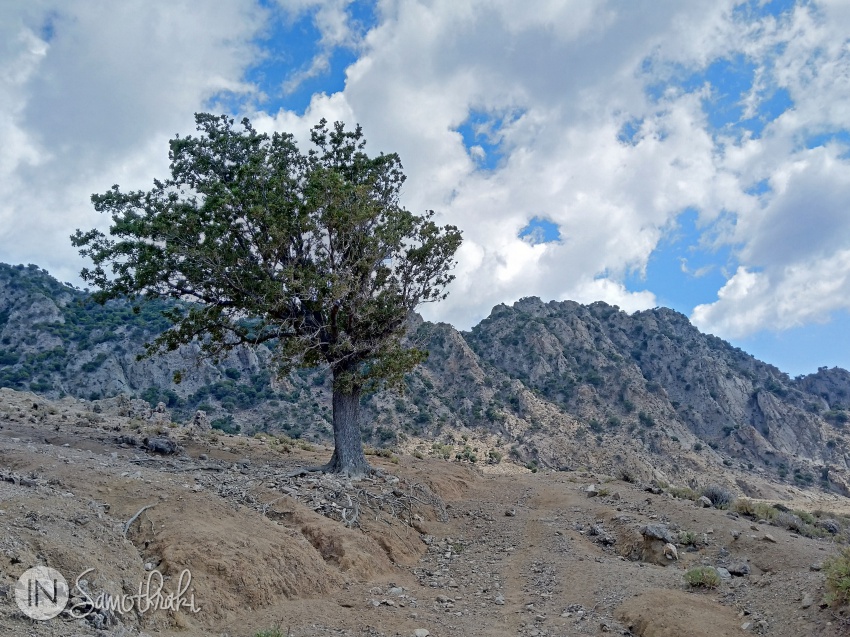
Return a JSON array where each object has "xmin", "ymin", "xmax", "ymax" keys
[
  {"xmin": 241, "ymin": 469, "xmax": 846, "ymax": 637},
  {"xmin": 0, "ymin": 387, "xmax": 848, "ymax": 637}
]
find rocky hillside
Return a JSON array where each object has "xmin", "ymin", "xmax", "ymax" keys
[
  {"xmin": 464, "ymin": 298, "xmax": 850, "ymax": 489},
  {"xmin": 2, "ymin": 262, "xmax": 850, "ymax": 496},
  {"xmin": 1, "ymin": 386, "xmax": 847, "ymax": 636}
]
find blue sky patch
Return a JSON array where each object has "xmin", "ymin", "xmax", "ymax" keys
[
  {"xmin": 733, "ymin": 0, "xmax": 799, "ymax": 21},
  {"xmin": 644, "ymin": 42, "xmax": 793, "ymax": 141},
  {"xmin": 805, "ymin": 130, "xmax": 850, "ymax": 154},
  {"xmin": 735, "ymin": 310, "xmax": 850, "ymax": 377},
  {"xmin": 625, "ymin": 209, "xmax": 737, "ymax": 313},
  {"xmin": 618, "ymin": 118, "xmax": 644, "ymax": 145},
  {"xmin": 745, "ymin": 179, "xmax": 771, "ymax": 196},
  {"xmin": 456, "ymin": 109, "xmax": 525, "ymax": 170},
  {"xmin": 347, "ymin": 0, "xmax": 377, "ymax": 36},
  {"xmin": 234, "ymin": 1, "xmax": 369, "ymax": 116},
  {"xmin": 519, "ymin": 217, "xmax": 561, "ymax": 245},
  {"xmin": 39, "ymin": 12, "xmax": 58, "ymax": 43},
  {"xmin": 739, "ymin": 86, "xmax": 793, "ymax": 137},
  {"xmin": 695, "ymin": 55, "xmax": 756, "ymax": 131}
]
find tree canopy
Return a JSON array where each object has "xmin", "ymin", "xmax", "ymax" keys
[{"xmin": 72, "ymin": 113, "xmax": 462, "ymax": 475}]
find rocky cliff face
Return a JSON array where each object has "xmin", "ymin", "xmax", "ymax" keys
[
  {"xmin": 463, "ymin": 297, "xmax": 850, "ymax": 492},
  {"xmin": 2, "ymin": 263, "xmax": 849, "ymax": 495}
]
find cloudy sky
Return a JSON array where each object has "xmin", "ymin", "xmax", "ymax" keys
[{"xmin": 2, "ymin": 0, "xmax": 850, "ymax": 375}]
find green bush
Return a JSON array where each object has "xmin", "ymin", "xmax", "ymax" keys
[
  {"xmin": 0, "ymin": 350, "xmax": 19, "ymax": 365},
  {"xmin": 431, "ymin": 442, "xmax": 453, "ymax": 459},
  {"xmin": 678, "ymin": 530, "xmax": 698, "ymax": 546},
  {"xmin": 824, "ymin": 547, "xmax": 850, "ymax": 607},
  {"xmin": 638, "ymin": 411, "xmax": 656, "ymax": 427},
  {"xmin": 685, "ymin": 566, "xmax": 721, "ymax": 589},
  {"xmin": 211, "ymin": 415, "xmax": 240, "ymax": 434}
]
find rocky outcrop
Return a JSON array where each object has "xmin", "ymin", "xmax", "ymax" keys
[{"xmin": 463, "ymin": 297, "xmax": 850, "ymax": 487}]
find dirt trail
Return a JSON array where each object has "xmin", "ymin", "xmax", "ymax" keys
[{"xmin": 0, "ymin": 388, "xmax": 849, "ymax": 636}]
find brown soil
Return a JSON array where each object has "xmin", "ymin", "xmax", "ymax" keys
[{"xmin": 0, "ymin": 387, "xmax": 848, "ymax": 636}]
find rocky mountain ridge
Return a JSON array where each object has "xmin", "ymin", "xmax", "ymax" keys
[{"xmin": 3, "ymin": 262, "xmax": 850, "ymax": 497}]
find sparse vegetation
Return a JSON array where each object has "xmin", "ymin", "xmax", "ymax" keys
[
  {"xmin": 732, "ymin": 499, "xmax": 848, "ymax": 539},
  {"xmin": 684, "ymin": 566, "xmax": 721, "ymax": 589},
  {"xmin": 732, "ymin": 498, "xmax": 779, "ymax": 522},
  {"xmin": 617, "ymin": 467, "xmax": 638, "ymax": 483},
  {"xmin": 678, "ymin": 530, "xmax": 698, "ymax": 546},
  {"xmin": 365, "ymin": 447, "xmax": 398, "ymax": 463},
  {"xmin": 668, "ymin": 486, "xmax": 699, "ymax": 501},
  {"xmin": 431, "ymin": 442, "xmax": 453, "ymax": 460},
  {"xmin": 701, "ymin": 484, "xmax": 733, "ymax": 508},
  {"xmin": 824, "ymin": 547, "xmax": 850, "ymax": 607},
  {"xmin": 772, "ymin": 511, "xmax": 827, "ymax": 539}
]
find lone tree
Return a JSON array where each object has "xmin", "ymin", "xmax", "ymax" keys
[{"xmin": 72, "ymin": 113, "xmax": 462, "ymax": 477}]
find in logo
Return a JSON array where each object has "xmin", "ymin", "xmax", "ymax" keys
[{"xmin": 14, "ymin": 566, "xmax": 69, "ymax": 620}]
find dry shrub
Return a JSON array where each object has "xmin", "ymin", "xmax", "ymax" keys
[{"xmin": 701, "ymin": 484, "xmax": 733, "ymax": 508}]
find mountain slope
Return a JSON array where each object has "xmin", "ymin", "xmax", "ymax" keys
[{"xmin": 2, "ymin": 263, "xmax": 849, "ymax": 495}]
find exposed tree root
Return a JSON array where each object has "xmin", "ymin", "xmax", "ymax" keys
[{"xmin": 123, "ymin": 504, "xmax": 156, "ymax": 538}]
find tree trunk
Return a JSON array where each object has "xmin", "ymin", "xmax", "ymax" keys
[{"xmin": 325, "ymin": 385, "xmax": 371, "ymax": 477}]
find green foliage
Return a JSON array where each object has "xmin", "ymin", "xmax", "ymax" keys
[
  {"xmin": 485, "ymin": 405, "xmax": 506, "ymax": 423},
  {"xmin": 81, "ymin": 353, "xmax": 108, "ymax": 373},
  {"xmin": 73, "ymin": 114, "xmax": 462, "ymax": 397},
  {"xmin": 374, "ymin": 426, "xmax": 396, "ymax": 444},
  {"xmin": 211, "ymin": 415, "xmax": 240, "ymax": 434},
  {"xmin": 685, "ymin": 566, "xmax": 721, "ymax": 589},
  {"xmin": 764, "ymin": 377, "xmax": 787, "ymax": 397},
  {"xmin": 638, "ymin": 411, "xmax": 655, "ymax": 427},
  {"xmin": 824, "ymin": 410, "xmax": 848, "ymax": 427},
  {"xmin": 29, "ymin": 379, "xmax": 53, "ymax": 392},
  {"xmin": 431, "ymin": 442, "xmax": 453, "ymax": 459},
  {"xmin": 584, "ymin": 370, "xmax": 603, "ymax": 386},
  {"xmin": 824, "ymin": 547, "xmax": 850, "ymax": 607},
  {"xmin": 678, "ymin": 530, "xmax": 698, "ymax": 546},
  {"xmin": 455, "ymin": 445, "xmax": 477, "ymax": 463},
  {"xmin": 793, "ymin": 468, "xmax": 814, "ymax": 485}
]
